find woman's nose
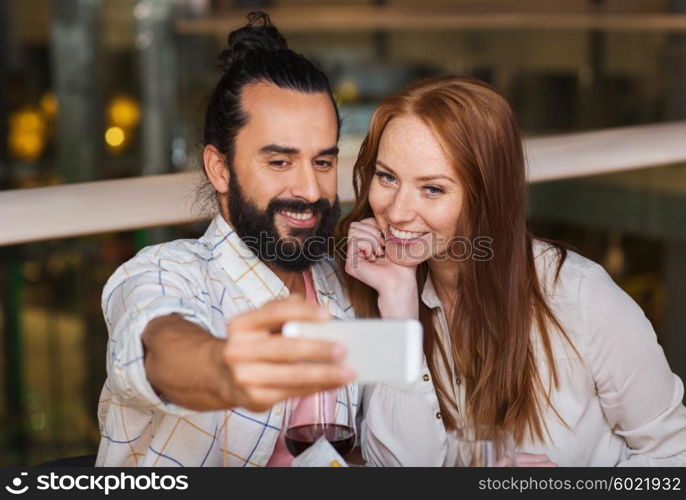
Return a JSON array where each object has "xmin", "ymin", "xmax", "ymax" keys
[{"xmin": 385, "ymin": 188, "xmax": 416, "ymax": 226}]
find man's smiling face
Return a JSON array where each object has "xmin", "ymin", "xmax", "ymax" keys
[{"xmin": 220, "ymin": 82, "xmax": 341, "ymax": 271}]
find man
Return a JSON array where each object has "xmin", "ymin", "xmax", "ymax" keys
[{"xmin": 96, "ymin": 12, "xmax": 356, "ymax": 466}]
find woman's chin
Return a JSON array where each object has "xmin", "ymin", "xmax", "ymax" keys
[{"xmin": 385, "ymin": 241, "xmax": 431, "ymax": 267}]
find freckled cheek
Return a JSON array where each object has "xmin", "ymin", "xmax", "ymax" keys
[
  {"xmin": 368, "ymin": 185, "xmax": 390, "ymax": 217},
  {"xmin": 427, "ymin": 206, "xmax": 461, "ymax": 248}
]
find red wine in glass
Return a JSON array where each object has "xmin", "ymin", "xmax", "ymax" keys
[{"xmin": 284, "ymin": 423, "xmax": 356, "ymax": 457}]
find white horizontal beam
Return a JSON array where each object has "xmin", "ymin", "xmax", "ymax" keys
[
  {"xmin": 0, "ymin": 173, "xmax": 203, "ymax": 246},
  {"xmin": 525, "ymin": 121, "xmax": 686, "ymax": 182},
  {"xmin": 1, "ymin": 121, "xmax": 686, "ymax": 246}
]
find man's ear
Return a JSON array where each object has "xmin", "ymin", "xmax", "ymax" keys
[{"xmin": 203, "ymin": 144, "xmax": 229, "ymax": 194}]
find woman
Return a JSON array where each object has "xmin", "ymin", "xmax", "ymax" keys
[{"xmin": 336, "ymin": 75, "xmax": 686, "ymax": 466}]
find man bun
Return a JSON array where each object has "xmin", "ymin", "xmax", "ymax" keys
[{"xmin": 218, "ymin": 11, "xmax": 288, "ymax": 71}]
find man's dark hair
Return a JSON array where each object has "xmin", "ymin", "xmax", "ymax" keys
[{"xmin": 197, "ymin": 11, "xmax": 340, "ymax": 214}]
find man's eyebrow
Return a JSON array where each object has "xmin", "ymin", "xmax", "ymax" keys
[
  {"xmin": 259, "ymin": 144, "xmax": 300, "ymax": 155},
  {"xmin": 317, "ymin": 146, "xmax": 339, "ymax": 156},
  {"xmin": 376, "ymin": 160, "xmax": 456, "ymax": 184}
]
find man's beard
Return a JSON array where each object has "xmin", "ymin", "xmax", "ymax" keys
[{"xmin": 227, "ymin": 170, "xmax": 341, "ymax": 272}]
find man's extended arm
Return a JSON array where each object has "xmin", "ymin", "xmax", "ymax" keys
[{"xmin": 141, "ymin": 297, "xmax": 354, "ymax": 412}]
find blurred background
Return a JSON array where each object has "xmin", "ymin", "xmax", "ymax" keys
[{"xmin": 1, "ymin": 0, "xmax": 686, "ymax": 466}]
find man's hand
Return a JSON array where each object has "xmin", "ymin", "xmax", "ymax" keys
[
  {"xmin": 219, "ymin": 296, "xmax": 354, "ymax": 411},
  {"xmin": 143, "ymin": 296, "xmax": 354, "ymax": 412}
]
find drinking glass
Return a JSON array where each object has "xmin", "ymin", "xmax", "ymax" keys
[
  {"xmin": 283, "ymin": 386, "xmax": 356, "ymax": 458},
  {"xmin": 446, "ymin": 425, "xmax": 516, "ymax": 467}
]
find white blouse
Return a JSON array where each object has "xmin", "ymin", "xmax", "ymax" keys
[{"xmin": 360, "ymin": 242, "xmax": 686, "ymax": 466}]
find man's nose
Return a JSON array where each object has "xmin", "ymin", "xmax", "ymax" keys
[{"xmin": 290, "ymin": 165, "xmax": 322, "ymax": 204}]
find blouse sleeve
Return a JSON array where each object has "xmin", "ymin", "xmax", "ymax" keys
[{"xmin": 580, "ymin": 263, "xmax": 686, "ymax": 466}]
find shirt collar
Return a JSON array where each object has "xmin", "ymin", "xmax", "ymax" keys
[
  {"xmin": 310, "ymin": 259, "xmax": 350, "ymax": 320},
  {"xmin": 201, "ymin": 214, "xmax": 349, "ymax": 318},
  {"xmin": 420, "ymin": 273, "xmax": 444, "ymax": 310}
]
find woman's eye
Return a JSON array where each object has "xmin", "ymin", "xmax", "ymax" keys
[
  {"xmin": 424, "ymin": 185, "xmax": 444, "ymax": 195},
  {"xmin": 374, "ymin": 171, "xmax": 396, "ymax": 183}
]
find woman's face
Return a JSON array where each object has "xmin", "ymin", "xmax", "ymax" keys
[{"xmin": 369, "ymin": 114, "xmax": 464, "ymax": 267}]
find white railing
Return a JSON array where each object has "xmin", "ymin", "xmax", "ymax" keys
[{"xmin": 1, "ymin": 121, "xmax": 685, "ymax": 247}]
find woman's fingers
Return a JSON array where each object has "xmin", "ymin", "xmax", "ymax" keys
[
  {"xmin": 348, "ymin": 233, "xmax": 383, "ymax": 262},
  {"xmin": 353, "ymin": 238, "xmax": 376, "ymax": 260},
  {"xmin": 349, "ymin": 223, "xmax": 385, "ymax": 258},
  {"xmin": 350, "ymin": 221, "xmax": 385, "ymax": 245},
  {"xmin": 351, "ymin": 221, "xmax": 384, "ymax": 240},
  {"xmin": 358, "ymin": 217, "xmax": 382, "ymax": 231}
]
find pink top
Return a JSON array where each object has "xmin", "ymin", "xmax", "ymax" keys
[{"xmin": 266, "ymin": 269, "xmax": 336, "ymax": 466}]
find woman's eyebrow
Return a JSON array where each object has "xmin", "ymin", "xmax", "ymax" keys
[
  {"xmin": 376, "ymin": 160, "xmax": 456, "ymax": 184},
  {"xmin": 415, "ymin": 174, "xmax": 457, "ymax": 184},
  {"xmin": 375, "ymin": 160, "xmax": 398, "ymax": 175}
]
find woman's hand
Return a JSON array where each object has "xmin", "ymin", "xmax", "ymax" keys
[{"xmin": 344, "ymin": 217, "xmax": 419, "ymax": 318}]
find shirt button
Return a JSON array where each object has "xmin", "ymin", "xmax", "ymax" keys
[
  {"xmin": 422, "ymin": 374, "xmax": 430, "ymax": 382},
  {"xmin": 274, "ymin": 406, "xmax": 282, "ymax": 416},
  {"xmin": 435, "ymin": 412, "xmax": 442, "ymax": 420},
  {"xmin": 456, "ymin": 377, "xmax": 462, "ymax": 385}
]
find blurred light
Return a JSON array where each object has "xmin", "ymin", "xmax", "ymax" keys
[
  {"xmin": 108, "ymin": 95, "xmax": 141, "ymax": 129},
  {"xmin": 23, "ymin": 261, "xmax": 42, "ymax": 282},
  {"xmin": 135, "ymin": 32, "xmax": 152, "ymax": 50},
  {"xmin": 47, "ymin": 255, "xmax": 66, "ymax": 275},
  {"xmin": 40, "ymin": 92, "xmax": 58, "ymax": 119},
  {"xmin": 171, "ymin": 136, "xmax": 187, "ymax": 168},
  {"xmin": 8, "ymin": 107, "xmax": 48, "ymax": 161},
  {"xmin": 133, "ymin": 2, "xmax": 152, "ymax": 20},
  {"xmin": 9, "ymin": 130, "xmax": 44, "ymax": 161},
  {"xmin": 335, "ymin": 80, "xmax": 359, "ymax": 104},
  {"xmin": 10, "ymin": 108, "xmax": 46, "ymax": 135},
  {"xmin": 105, "ymin": 126, "xmax": 126, "ymax": 148}
]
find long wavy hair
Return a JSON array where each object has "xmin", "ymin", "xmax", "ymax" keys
[{"xmin": 335, "ymin": 75, "xmax": 573, "ymax": 444}]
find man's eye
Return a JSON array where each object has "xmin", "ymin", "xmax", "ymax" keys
[
  {"xmin": 315, "ymin": 160, "xmax": 333, "ymax": 168},
  {"xmin": 269, "ymin": 160, "xmax": 288, "ymax": 167}
]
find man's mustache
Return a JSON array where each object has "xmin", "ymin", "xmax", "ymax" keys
[{"xmin": 267, "ymin": 198, "xmax": 333, "ymax": 216}]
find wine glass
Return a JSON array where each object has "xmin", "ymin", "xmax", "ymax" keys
[
  {"xmin": 283, "ymin": 386, "xmax": 356, "ymax": 458},
  {"xmin": 446, "ymin": 425, "xmax": 516, "ymax": 467}
]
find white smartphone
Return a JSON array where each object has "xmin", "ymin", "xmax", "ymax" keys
[{"xmin": 282, "ymin": 319, "xmax": 423, "ymax": 384}]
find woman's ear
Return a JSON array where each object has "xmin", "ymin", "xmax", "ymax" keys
[{"xmin": 203, "ymin": 144, "xmax": 229, "ymax": 194}]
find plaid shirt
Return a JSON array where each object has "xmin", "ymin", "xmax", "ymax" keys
[{"xmin": 96, "ymin": 214, "xmax": 357, "ymax": 467}]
